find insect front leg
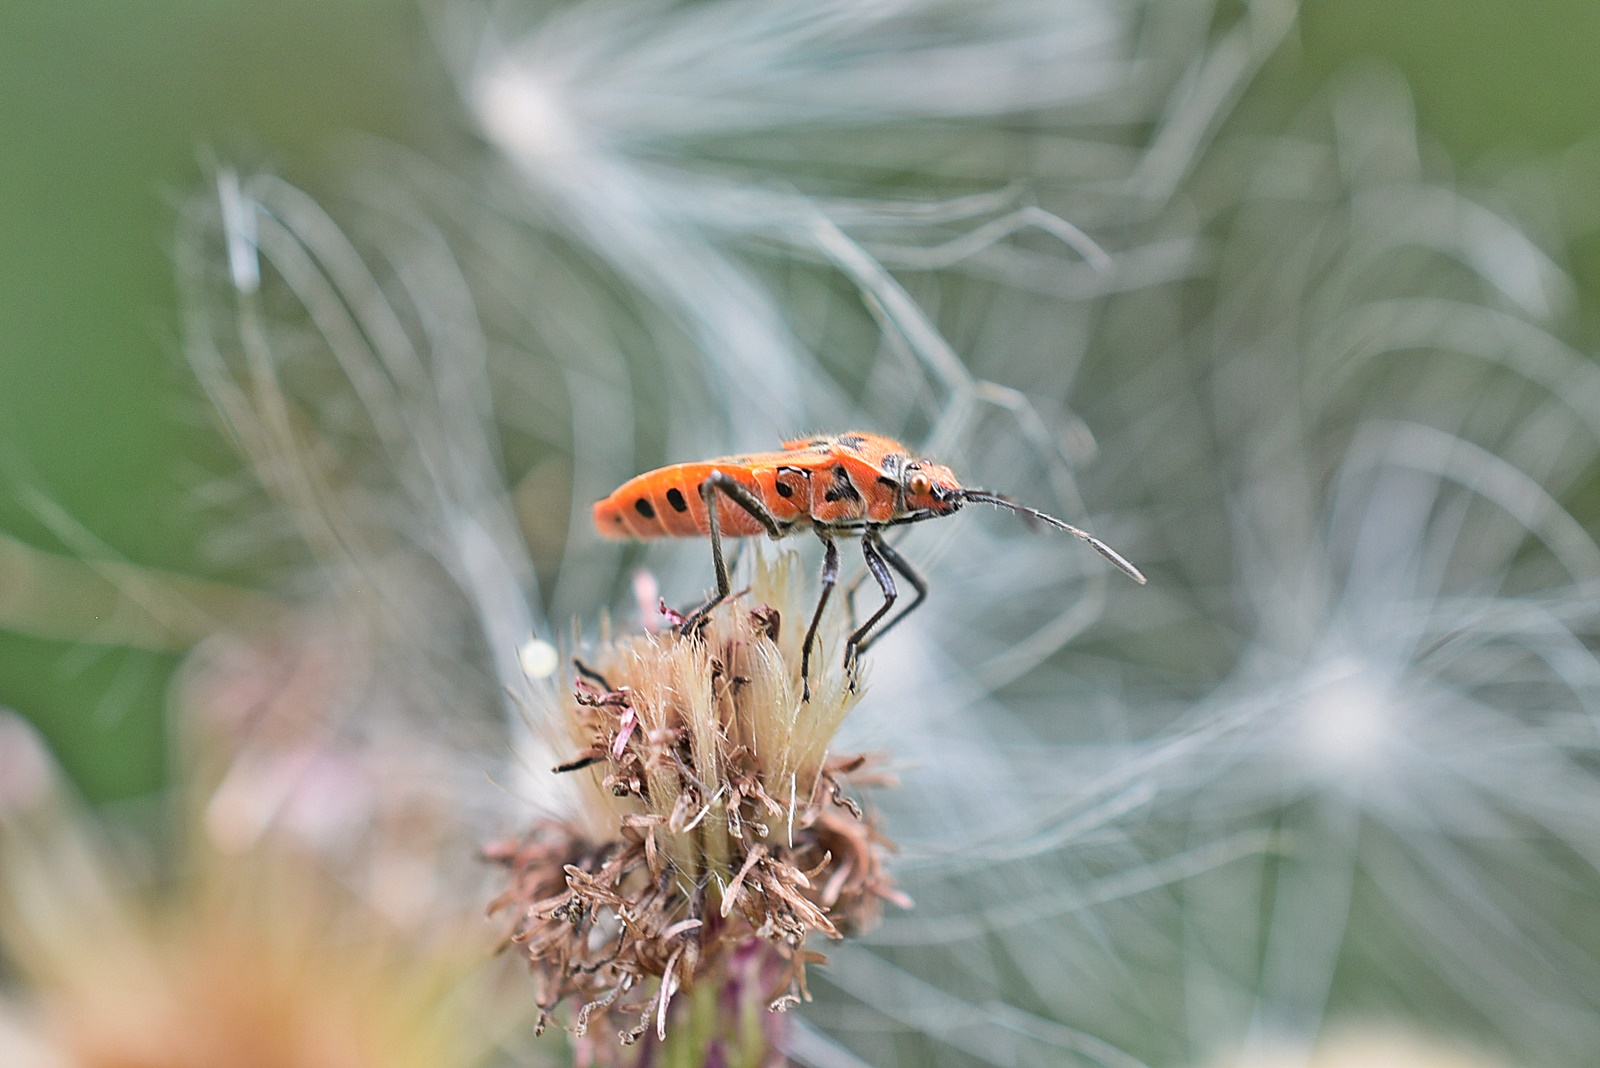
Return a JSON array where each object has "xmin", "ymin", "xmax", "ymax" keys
[
  {"xmin": 839, "ymin": 527, "xmax": 910, "ymax": 637},
  {"xmin": 854, "ymin": 533, "xmax": 928, "ymax": 655},
  {"xmin": 844, "ymin": 532, "xmax": 897, "ymax": 687},
  {"xmin": 800, "ymin": 532, "xmax": 839, "ymax": 703},
  {"xmin": 679, "ymin": 471, "xmax": 785, "ymax": 636},
  {"xmin": 572, "ymin": 658, "xmax": 614, "ymax": 691}
]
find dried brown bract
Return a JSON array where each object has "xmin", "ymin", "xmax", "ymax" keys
[{"xmin": 486, "ymin": 557, "xmax": 908, "ymax": 1059}]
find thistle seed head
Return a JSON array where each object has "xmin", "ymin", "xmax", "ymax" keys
[{"xmin": 487, "ymin": 554, "xmax": 908, "ymax": 1054}]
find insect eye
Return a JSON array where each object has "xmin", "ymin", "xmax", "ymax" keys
[{"xmin": 908, "ymin": 473, "xmax": 932, "ymax": 496}]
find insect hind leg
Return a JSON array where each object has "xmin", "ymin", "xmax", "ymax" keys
[
  {"xmin": 679, "ymin": 471, "xmax": 785, "ymax": 636},
  {"xmin": 799, "ymin": 532, "xmax": 839, "ymax": 703}
]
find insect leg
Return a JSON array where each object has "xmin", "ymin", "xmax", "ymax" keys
[
  {"xmin": 854, "ymin": 533, "xmax": 928, "ymax": 655},
  {"xmin": 680, "ymin": 471, "xmax": 785, "ymax": 634},
  {"xmin": 840, "ymin": 526, "xmax": 909, "ymax": 637},
  {"xmin": 844, "ymin": 533, "xmax": 897, "ymax": 685},
  {"xmin": 705, "ymin": 471, "xmax": 785, "ymax": 538},
  {"xmin": 799, "ymin": 532, "xmax": 839, "ymax": 703},
  {"xmin": 572, "ymin": 658, "xmax": 614, "ymax": 691}
]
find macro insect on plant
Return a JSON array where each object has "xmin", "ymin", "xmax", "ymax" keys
[{"xmin": 594, "ymin": 431, "xmax": 1147, "ymax": 698}]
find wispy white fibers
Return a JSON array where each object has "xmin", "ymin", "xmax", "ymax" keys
[
  {"xmin": 450, "ymin": 0, "xmax": 1293, "ymax": 625},
  {"xmin": 457, "ymin": 0, "xmax": 1293, "ymax": 423},
  {"xmin": 178, "ymin": 169, "xmax": 580, "ymax": 823},
  {"xmin": 461, "ymin": 0, "xmax": 1131, "ymax": 439},
  {"xmin": 174, "ymin": 1, "xmax": 1306, "ymax": 1065},
  {"xmin": 1078, "ymin": 67, "xmax": 1600, "ymax": 1064},
  {"xmin": 456, "ymin": 5, "xmax": 1302, "ymax": 1066}
]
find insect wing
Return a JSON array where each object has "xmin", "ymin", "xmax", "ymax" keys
[{"xmin": 595, "ymin": 452, "xmax": 811, "ymax": 540}]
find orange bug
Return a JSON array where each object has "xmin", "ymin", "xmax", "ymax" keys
[{"xmin": 594, "ymin": 431, "xmax": 1145, "ymax": 698}]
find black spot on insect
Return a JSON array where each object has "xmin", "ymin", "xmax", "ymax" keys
[
  {"xmin": 879, "ymin": 453, "xmax": 905, "ymax": 478},
  {"xmin": 876, "ymin": 476, "xmax": 897, "ymax": 489},
  {"xmin": 666, "ymin": 487, "xmax": 688, "ymax": 512},
  {"xmin": 775, "ymin": 465, "xmax": 807, "ymax": 500},
  {"xmin": 634, "ymin": 498, "xmax": 656, "ymax": 519},
  {"xmin": 824, "ymin": 465, "xmax": 861, "ymax": 503},
  {"xmin": 837, "ymin": 434, "xmax": 866, "ymax": 451}
]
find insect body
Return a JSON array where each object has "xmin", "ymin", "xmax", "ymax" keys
[{"xmin": 594, "ymin": 432, "xmax": 1145, "ymax": 698}]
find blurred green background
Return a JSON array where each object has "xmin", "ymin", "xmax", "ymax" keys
[{"xmin": 2, "ymin": 0, "xmax": 1598, "ymax": 804}]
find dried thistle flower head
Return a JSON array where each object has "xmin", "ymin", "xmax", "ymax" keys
[
  {"xmin": 487, "ymin": 553, "xmax": 908, "ymax": 1059},
  {"xmin": 0, "ymin": 710, "xmax": 511, "ymax": 1068}
]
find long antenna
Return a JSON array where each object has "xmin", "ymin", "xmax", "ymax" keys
[{"xmin": 961, "ymin": 490, "xmax": 1147, "ymax": 585}]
